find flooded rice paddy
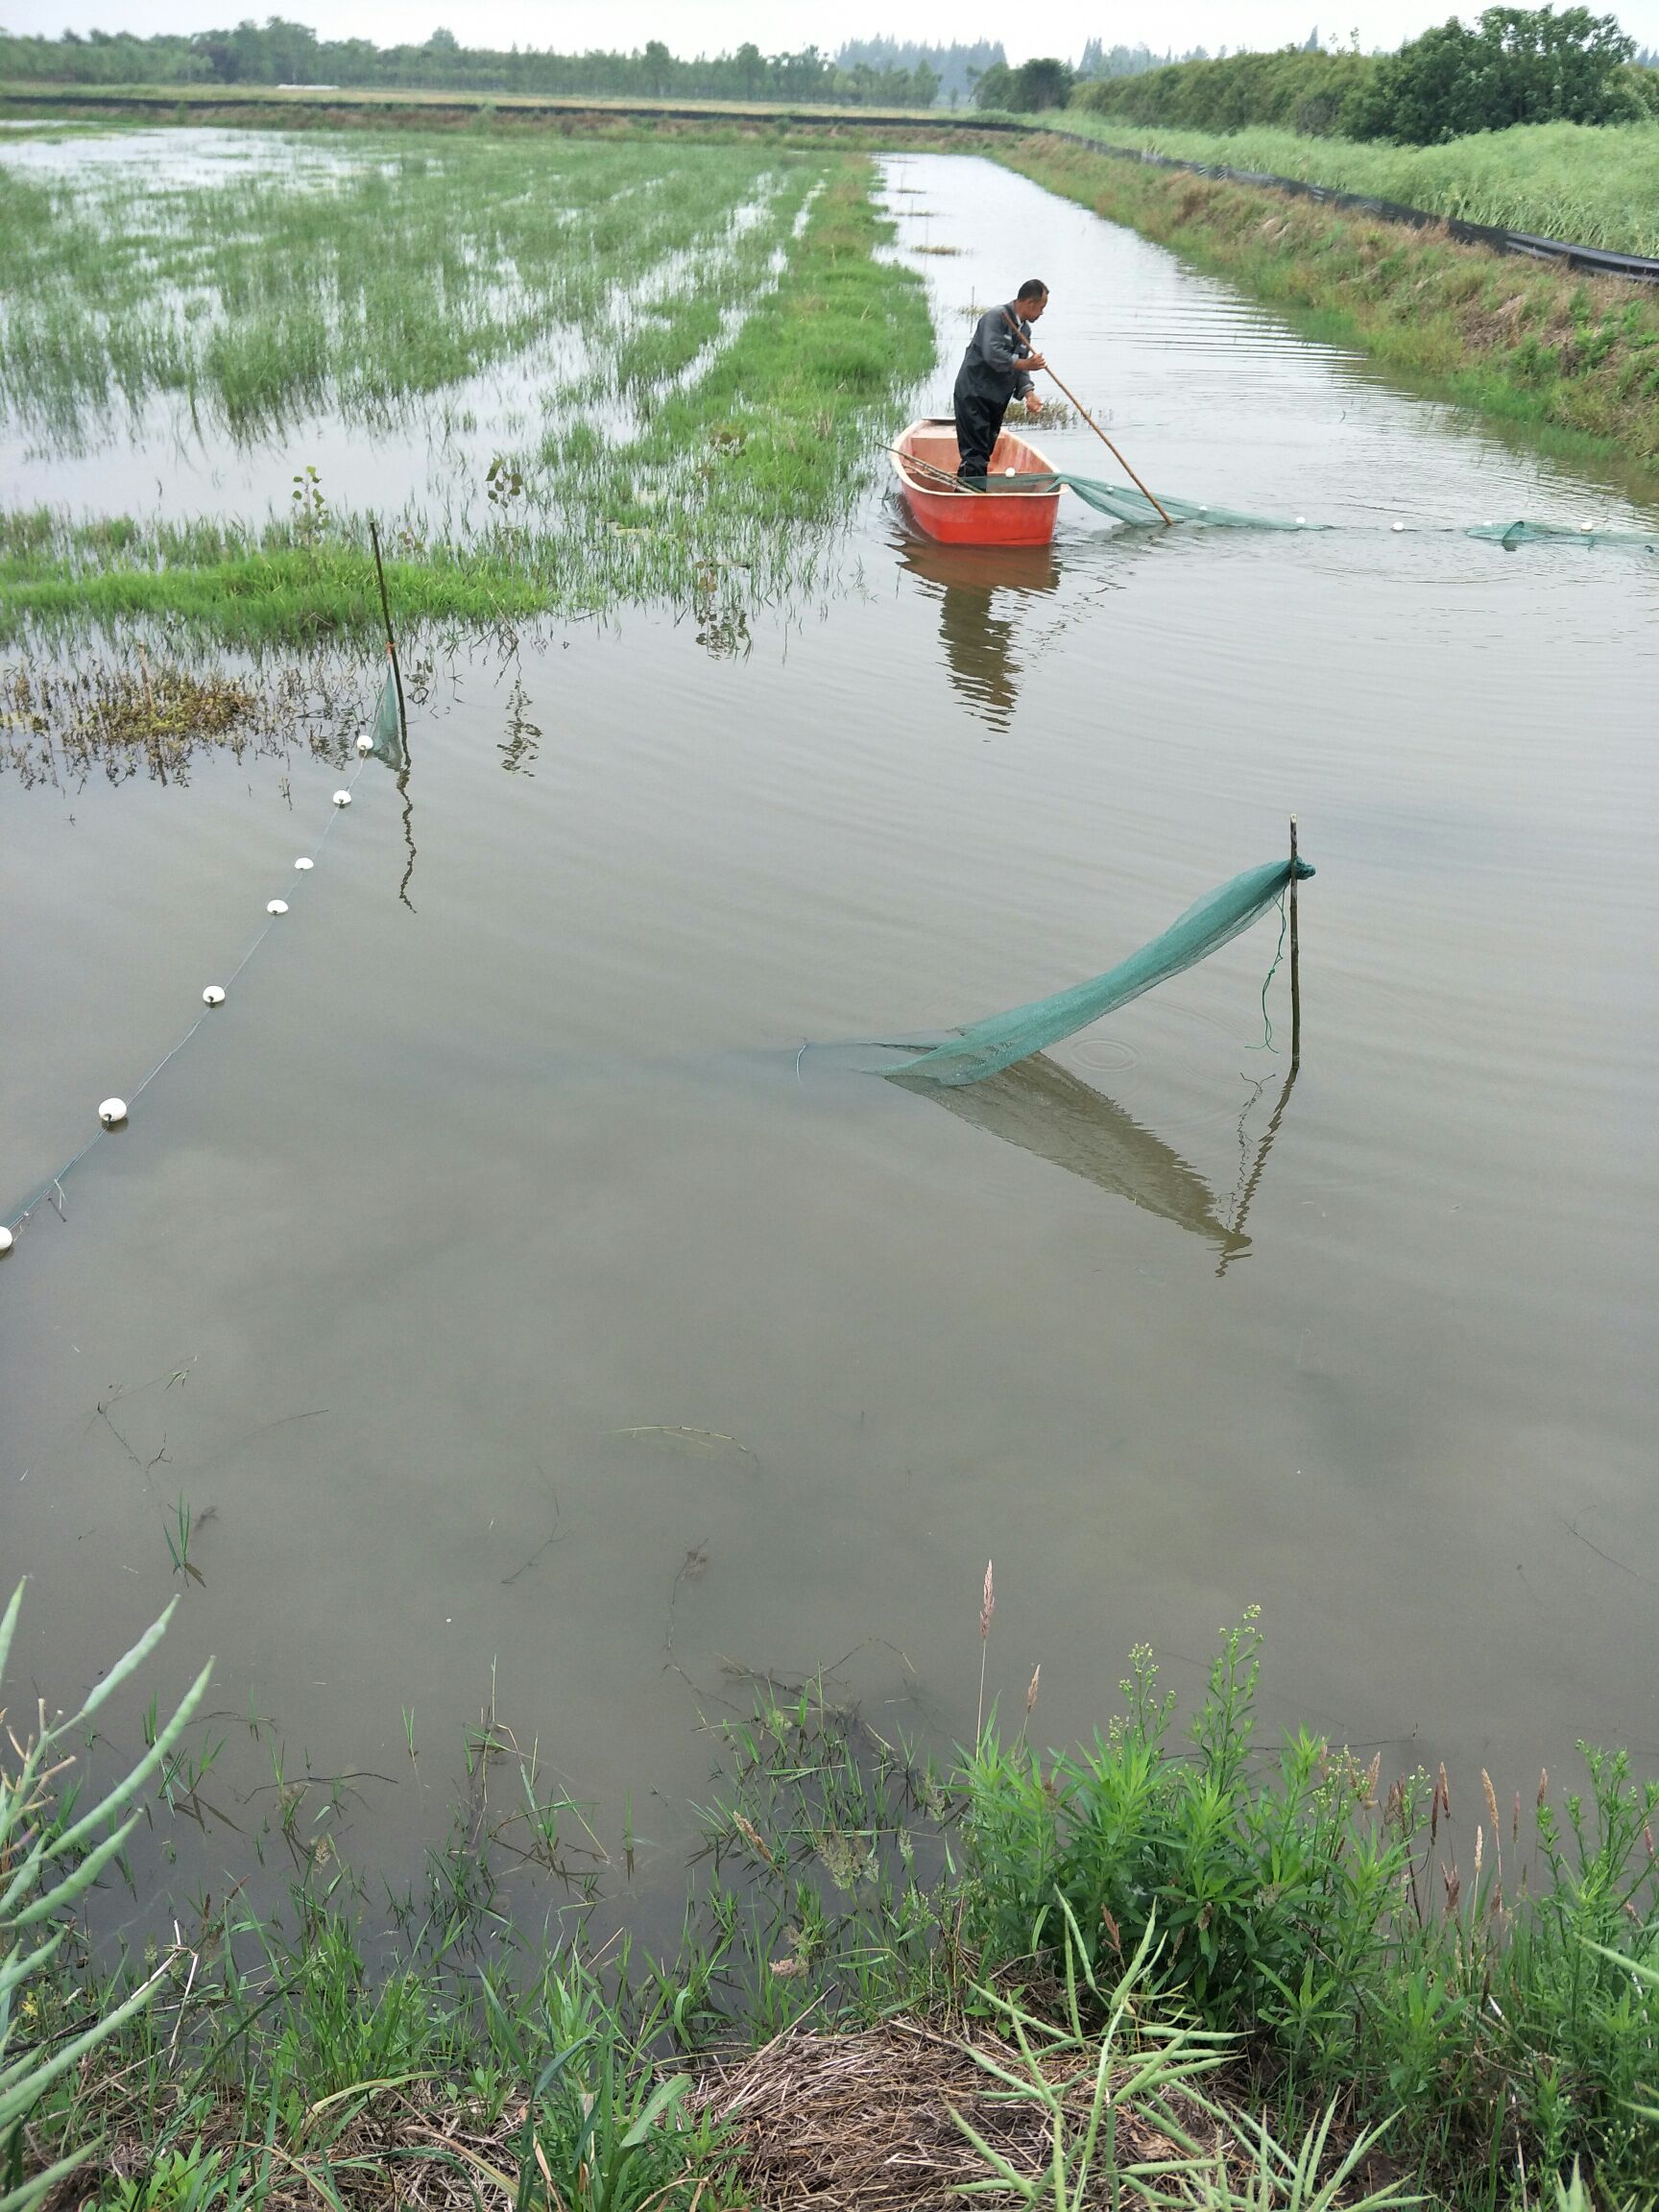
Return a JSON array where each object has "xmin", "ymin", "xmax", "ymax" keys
[{"xmin": 3, "ymin": 137, "xmax": 1657, "ymax": 1916}]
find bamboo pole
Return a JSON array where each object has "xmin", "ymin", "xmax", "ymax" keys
[
  {"xmin": 368, "ymin": 517, "xmax": 406, "ymax": 736},
  {"xmin": 1289, "ymin": 815, "xmax": 1301, "ymax": 1071},
  {"xmin": 1001, "ymin": 309, "xmax": 1173, "ymax": 525}
]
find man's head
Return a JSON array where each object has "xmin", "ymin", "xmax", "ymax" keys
[{"xmin": 1016, "ymin": 278, "xmax": 1049, "ymax": 322}]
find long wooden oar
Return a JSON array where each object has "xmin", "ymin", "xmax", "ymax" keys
[{"xmin": 1002, "ymin": 310, "xmax": 1173, "ymax": 526}]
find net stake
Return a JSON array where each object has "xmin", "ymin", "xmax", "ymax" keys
[
  {"xmin": 368, "ymin": 517, "xmax": 407, "ymax": 735},
  {"xmin": 1002, "ymin": 309, "xmax": 1173, "ymax": 526},
  {"xmin": 1289, "ymin": 815, "xmax": 1302, "ymax": 1070}
]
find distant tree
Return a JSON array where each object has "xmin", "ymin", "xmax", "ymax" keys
[
  {"xmin": 1011, "ymin": 56, "xmax": 1076, "ymax": 109},
  {"xmin": 1348, "ymin": 5, "xmax": 1636, "ymax": 142},
  {"xmin": 972, "ymin": 60, "xmax": 1018, "ymax": 108}
]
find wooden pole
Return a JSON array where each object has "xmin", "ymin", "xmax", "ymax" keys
[
  {"xmin": 368, "ymin": 517, "xmax": 406, "ymax": 735},
  {"xmin": 1289, "ymin": 814, "xmax": 1301, "ymax": 1072},
  {"xmin": 1000, "ymin": 308, "xmax": 1173, "ymax": 525},
  {"xmin": 1044, "ymin": 365, "xmax": 1175, "ymax": 527},
  {"xmin": 1217, "ymin": 821, "xmax": 1305, "ymax": 1276}
]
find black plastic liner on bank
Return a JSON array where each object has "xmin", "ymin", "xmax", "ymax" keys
[{"xmin": 1069, "ymin": 135, "xmax": 1659, "ymax": 286}]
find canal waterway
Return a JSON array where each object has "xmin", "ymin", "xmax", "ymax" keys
[{"xmin": 3, "ymin": 147, "xmax": 1656, "ymax": 1910}]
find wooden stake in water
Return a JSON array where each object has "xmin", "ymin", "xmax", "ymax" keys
[
  {"xmin": 1289, "ymin": 814, "xmax": 1302, "ymax": 1070},
  {"xmin": 368, "ymin": 517, "xmax": 406, "ymax": 737}
]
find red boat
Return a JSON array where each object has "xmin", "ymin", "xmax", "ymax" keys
[{"xmin": 891, "ymin": 417, "xmax": 1061, "ymax": 547}]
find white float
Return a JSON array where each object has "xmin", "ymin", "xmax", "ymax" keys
[
  {"xmin": 1580, "ymin": 519, "xmax": 1595, "ymax": 533},
  {"xmin": 203, "ymin": 986, "xmax": 226, "ymax": 1006},
  {"xmin": 267, "ymin": 899, "xmax": 288, "ymax": 915},
  {"xmin": 1392, "ymin": 521, "xmax": 1406, "ymax": 532},
  {"xmin": 356, "ymin": 734, "xmax": 374, "ymax": 754},
  {"xmin": 295, "ymin": 857, "xmax": 314, "ymax": 871},
  {"xmin": 332, "ymin": 790, "xmax": 351, "ymax": 806},
  {"xmin": 99, "ymin": 1098, "xmax": 127, "ymax": 1127},
  {"xmin": 0, "ymin": 1226, "xmax": 13, "ymax": 1256}
]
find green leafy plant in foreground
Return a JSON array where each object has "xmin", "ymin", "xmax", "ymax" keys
[
  {"xmin": 0, "ymin": 1581, "xmax": 211, "ymax": 2211},
  {"xmin": 956, "ymin": 1611, "xmax": 1659, "ymax": 2201},
  {"xmin": 955, "ymin": 1897, "xmax": 1412, "ymax": 2210}
]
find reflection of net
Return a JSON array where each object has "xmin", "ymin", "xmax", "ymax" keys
[
  {"xmin": 888, "ymin": 857, "xmax": 1313, "ymax": 1089},
  {"xmin": 990, "ymin": 475, "xmax": 1659, "ymax": 549}
]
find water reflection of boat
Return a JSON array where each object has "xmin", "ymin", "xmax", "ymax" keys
[
  {"xmin": 891, "ymin": 1050, "xmax": 1249, "ymax": 1258},
  {"xmin": 899, "ymin": 537, "xmax": 1061, "ymax": 733}
]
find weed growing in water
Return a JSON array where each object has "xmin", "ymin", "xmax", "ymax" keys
[{"xmin": 161, "ymin": 1494, "xmax": 204, "ymax": 1586}]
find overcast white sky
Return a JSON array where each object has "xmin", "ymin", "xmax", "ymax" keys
[{"xmin": 8, "ymin": 0, "xmax": 1659, "ymax": 62}]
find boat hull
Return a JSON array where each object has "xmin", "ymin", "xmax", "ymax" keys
[{"xmin": 891, "ymin": 418, "xmax": 1061, "ymax": 546}]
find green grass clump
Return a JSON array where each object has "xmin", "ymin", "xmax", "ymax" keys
[
  {"xmin": 1051, "ymin": 112, "xmax": 1659, "ymax": 259},
  {"xmin": 958, "ymin": 1610, "xmax": 1659, "ymax": 2204}
]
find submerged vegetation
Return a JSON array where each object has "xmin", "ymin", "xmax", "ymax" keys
[
  {"xmin": 11, "ymin": 1592, "xmax": 1658, "ymax": 2209},
  {"xmin": 0, "ymin": 129, "xmax": 930, "ymax": 652}
]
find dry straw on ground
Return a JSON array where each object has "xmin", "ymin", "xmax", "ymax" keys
[{"xmin": 695, "ymin": 2015, "xmax": 1240, "ymax": 2210}]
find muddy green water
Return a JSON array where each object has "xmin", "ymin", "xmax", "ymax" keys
[{"xmin": 4, "ymin": 150, "xmax": 1658, "ymax": 1910}]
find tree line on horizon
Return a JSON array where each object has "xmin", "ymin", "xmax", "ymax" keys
[{"xmin": 0, "ymin": 9, "xmax": 1652, "ymax": 123}]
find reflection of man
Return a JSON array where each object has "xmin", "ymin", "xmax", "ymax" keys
[{"xmin": 954, "ymin": 278, "xmax": 1047, "ymax": 480}]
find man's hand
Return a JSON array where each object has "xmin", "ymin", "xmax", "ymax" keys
[
  {"xmin": 1024, "ymin": 392, "xmax": 1043, "ymax": 417},
  {"xmin": 1022, "ymin": 352, "xmax": 1046, "ymax": 373}
]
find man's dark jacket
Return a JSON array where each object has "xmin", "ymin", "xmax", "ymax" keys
[{"xmin": 954, "ymin": 304, "xmax": 1035, "ymax": 404}]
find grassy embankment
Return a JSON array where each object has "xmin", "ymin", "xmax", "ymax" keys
[
  {"xmin": 0, "ymin": 133, "xmax": 931, "ymax": 648},
  {"xmin": 993, "ymin": 132, "xmax": 1659, "ymax": 474},
  {"xmin": 1053, "ymin": 110, "xmax": 1659, "ymax": 259},
  {"xmin": 12, "ymin": 1595, "xmax": 1659, "ymax": 2211}
]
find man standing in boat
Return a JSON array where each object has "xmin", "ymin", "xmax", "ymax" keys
[{"xmin": 954, "ymin": 278, "xmax": 1047, "ymax": 480}]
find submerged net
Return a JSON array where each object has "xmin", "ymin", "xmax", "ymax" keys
[
  {"xmin": 977, "ymin": 476, "xmax": 1658, "ymax": 547},
  {"xmin": 888, "ymin": 855, "xmax": 1313, "ymax": 1088},
  {"xmin": 365, "ymin": 660, "xmax": 407, "ymax": 769},
  {"xmin": 994, "ymin": 474, "xmax": 1318, "ymax": 529},
  {"xmin": 1463, "ymin": 518, "xmax": 1659, "ymax": 550}
]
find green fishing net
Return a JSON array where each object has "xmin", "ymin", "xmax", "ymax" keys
[
  {"xmin": 1464, "ymin": 518, "xmax": 1659, "ymax": 550},
  {"xmin": 889, "ymin": 856, "xmax": 1313, "ymax": 1089},
  {"xmin": 982, "ymin": 477, "xmax": 1657, "ymax": 546},
  {"xmin": 366, "ymin": 660, "xmax": 406, "ymax": 770},
  {"xmin": 996, "ymin": 475, "xmax": 1316, "ymax": 528}
]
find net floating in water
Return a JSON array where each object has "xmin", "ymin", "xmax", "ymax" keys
[
  {"xmin": 996, "ymin": 474, "xmax": 1318, "ymax": 530},
  {"xmin": 888, "ymin": 855, "xmax": 1312, "ymax": 1088},
  {"xmin": 989, "ymin": 476, "xmax": 1658, "ymax": 548}
]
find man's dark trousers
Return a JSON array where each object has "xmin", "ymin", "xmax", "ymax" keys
[{"xmin": 954, "ymin": 387, "xmax": 1009, "ymax": 480}]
